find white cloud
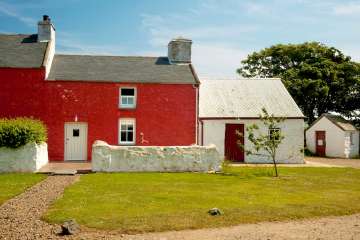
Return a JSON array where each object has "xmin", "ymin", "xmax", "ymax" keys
[
  {"xmin": 56, "ymin": 32, "xmax": 126, "ymax": 55},
  {"xmin": 140, "ymin": 13, "xmax": 255, "ymax": 76},
  {"xmin": 193, "ymin": 43, "xmax": 247, "ymax": 78},
  {"xmin": 243, "ymin": 2, "xmax": 267, "ymax": 14},
  {"xmin": 333, "ymin": 2, "xmax": 360, "ymax": 15},
  {"xmin": 0, "ymin": 2, "xmax": 36, "ymax": 26}
]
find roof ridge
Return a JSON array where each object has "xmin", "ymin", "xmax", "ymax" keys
[
  {"xmin": 200, "ymin": 78, "xmax": 281, "ymax": 82},
  {"xmin": 0, "ymin": 33, "xmax": 35, "ymax": 36},
  {"xmin": 55, "ymin": 54, "xmax": 166, "ymax": 59}
]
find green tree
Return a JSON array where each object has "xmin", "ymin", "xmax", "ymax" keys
[
  {"xmin": 237, "ymin": 108, "xmax": 285, "ymax": 177},
  {"xmin": 237, "ymin": 42, "xmax": 360, "ymax": 123}
]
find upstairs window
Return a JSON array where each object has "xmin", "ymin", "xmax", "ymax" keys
[
  {"xmin": 119, "ymin": 87, "xmax": 136, "ymax": 109},
  {"xmin": 119, "ymin": 118, "xmax": 135, "ymax": 145},
  {"xmin": 269, "ymin": 128, "xmax": 281, "ymax": 141}
]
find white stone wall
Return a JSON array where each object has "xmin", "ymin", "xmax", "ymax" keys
[
  {"xmin": 305, "ymin": 117, "xmax": 351, "ymax": 158},
  {"xmin": 92, "ymin": 141, "xmax": 222, "ymax": 172},
  {"xmin": 0, "ymin": 142, "xmax": 48, "ymax": 172},
  {"xmin": 201, "ymin": 119, "xmax": 304, "ymax": 164}
]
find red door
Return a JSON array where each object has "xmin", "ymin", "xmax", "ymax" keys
[
  {"xmin": 225, "ymin": 124, "xmax": 245, "ymax": 162},
  {"xmin": 315, "ymin": 131, "xmax": 326, "ymax": 157}
]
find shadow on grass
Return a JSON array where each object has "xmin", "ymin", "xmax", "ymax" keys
[{"xmin": 220, "ymin": 166, "xmax": 276, "ymax": 178}]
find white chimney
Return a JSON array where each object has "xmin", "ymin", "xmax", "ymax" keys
[
  {"xmin": 168, "ymin": 37, "xmax": 192, "ymax": 64},
  {"xmin": 38, "ymin": 15, "xmax": 55, "ymax": 42},
  {"xmin": 38, "ymin": 15, "xmax": 55, "ymax": 79}
]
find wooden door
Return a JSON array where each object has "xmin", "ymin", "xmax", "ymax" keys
[
  {"xmin": 64, "ymin": 123, "xmax": 88, "ymax": 161},
  {"xmin": 315, "ymin": 131, "xmax": 326, "ymax": 157},
  {"xmin": 225, "ymin": 124, "xmax": 245, "ymax": 162}
]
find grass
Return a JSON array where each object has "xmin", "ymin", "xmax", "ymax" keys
[
  {"xmin": 0, "ymin": 173, "xmax": 46, "ymax": 205},
  {"xmin": 44, "ymin": 167, "xmax": 360, "ymax": 233}
]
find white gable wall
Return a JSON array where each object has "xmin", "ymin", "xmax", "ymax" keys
[
  {"xmin": 305, "ymin": 117, "xmax": 345, "ymax": 157},
  {"xmin": 201, "ymin": 119, "xmax": 304, "ymax": 163},
  {"xmin": 345, "ymin": 131, "xmax": 359, "ymax": 158}
]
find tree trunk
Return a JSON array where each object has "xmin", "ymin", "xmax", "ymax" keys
[{"xmin": 272, "ymin": 153, "xmax": 278, "ymax": 177}]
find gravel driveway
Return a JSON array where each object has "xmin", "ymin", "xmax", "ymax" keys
[
  {"xmin": 76, "ymin": 214, "xmax": 360, "ymax": 240},
  {"xmin": 0, "ymin": 175, "xmax": 78, "ymax": 240},
  {"xmin": 306, "ymin": 157, "xmax": 360, "ymax": 168}
]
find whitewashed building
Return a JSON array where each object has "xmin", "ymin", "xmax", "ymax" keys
[
  {"xmin": 199, "ymin": 78, "xmax": 305, "ymax": 163},
  {"xmin": 305, "ymin": 114, "xmax": 359, "ymax": 158}
]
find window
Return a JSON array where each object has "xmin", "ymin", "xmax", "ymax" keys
[
  {"xmin": 119, "ymin": 119, "xmax": 135, "ymax": 145},
  {"xmin": 119, "ymin": 87, "xmax": 136, "ymax": 109},
  {"xmin": 73, "ymin": 129, "xmax": 80, "ymax": 137},
  {"xmin": 269, "ymin": 128, "xmax": 281, "ymax": 141}
]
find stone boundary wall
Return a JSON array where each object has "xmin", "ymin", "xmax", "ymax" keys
[
  {"xmin": 92, "ymin": 141, "xmax": 222, "ymax": 172},
  {"xmin": 0, "ymin": 143, "xmax": 48, "ymax": 172}
]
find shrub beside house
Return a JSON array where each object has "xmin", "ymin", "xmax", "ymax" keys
[{"xmin": 0, "ymin": 118, "xmax": 48, "ymax": 172}]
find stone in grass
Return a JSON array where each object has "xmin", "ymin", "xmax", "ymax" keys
[
  {"xmin": 208, "ymin": 208, "xmax": 223, "ymax": 216},
  {"xmin": 61, "ymin": 219, "xmax": 79, "ymax": 235}
]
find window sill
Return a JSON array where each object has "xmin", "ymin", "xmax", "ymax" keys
[
  {"xmin": 118, "ymin": 142, "xmax": 136, "ymax": 146},
  {"xmin": 119, "ymin": 106, "xmax": 137, "ymax": 110}
]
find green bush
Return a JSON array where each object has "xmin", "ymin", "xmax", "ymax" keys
[
  {"xmin": 0, "ymin": 118, "xmax": 47, "ymax": 148},
  {"xmin": 304, "ymin": 147, "xmax": 316, "ymax": 157}
]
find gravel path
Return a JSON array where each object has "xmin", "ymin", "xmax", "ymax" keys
[
  {"xmin": 0, "ymin": 175, "xmax": 79, "ymax": 240},
  {"xmin": 79, "ymin": 214, "xmax": 360, "ymax": 240},
  {"xmin": 306, "ymin": 157, "xmax": 360, "ymax": 168}
]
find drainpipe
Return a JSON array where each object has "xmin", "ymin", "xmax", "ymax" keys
[
  {"xmin": 199, "ymin": 119, "xmax": 204, "ymax": 145},
  {"xmin": 193, "ymin": 83, "xmax": 199, "ymax": 145}
]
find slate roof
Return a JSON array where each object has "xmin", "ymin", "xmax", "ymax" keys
[
  {"xmin": 0, "ymin": 34, "xmax": 48, "ymax": 68},
  {"xmin": 321, "ymin": 114, "xmax": 357, "ymax": 131},
  {"xmin": 199, "ymin": 78, "xmax": 304, "ymax": 118},
  {"xmin": 47, "ymin": 54, "xmax": 198, "ymax": 84}
]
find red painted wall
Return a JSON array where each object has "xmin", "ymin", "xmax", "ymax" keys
[{"xmin": 0, "ymin": 67, "xmax": 198, "ymax": 161}]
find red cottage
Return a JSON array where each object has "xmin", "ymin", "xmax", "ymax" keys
[{"xmin": 0, "ymin": 16, "xmax": 199, "ymax": 161}]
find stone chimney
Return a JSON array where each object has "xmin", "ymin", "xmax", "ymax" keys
[
  {"xmin": 37, "ymin": 15, "xmax": 55, "ymax": 42},
  {"xmin": 168, "ymin": 37, "xmax": 192, "ymax": 64},
  {"xmin": 38, "ymin": 15, "xmax": 55, "ymax": 79}
]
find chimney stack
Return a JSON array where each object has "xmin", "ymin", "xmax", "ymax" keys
[
  {"xmin": 168, "ymin": 37, "xmax": 192, "ymax": 64},
  {"xmin": 37, "ymin": 15, "xmax": 56, "ymax": 79},
  {"xmin": 37, "ymin": 15, "xmax": 55, "ymax": 42}
]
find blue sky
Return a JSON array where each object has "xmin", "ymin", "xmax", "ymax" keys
[{"xmin": 1, "ymin": 0, "xmax": 360, "ymax": 77}]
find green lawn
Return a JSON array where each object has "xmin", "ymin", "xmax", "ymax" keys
[
  {"xmin": 0, "ymin": 173, "xmax": 46, "ymax": 205},
  {"xmin": 44, "ymin": 167, "xmax": 360, "ymax": 233}
]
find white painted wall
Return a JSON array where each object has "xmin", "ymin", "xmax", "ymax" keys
[
  {"xmin": 0, "ymin": 143, "xmax": 48, "ymax": 172},
  {"xmin": 201, "ymin": 119, "xmax": 304, "ymax": 163},
  {"xmin": 345, "ymin": 131, "xmax": 359, "ymax": 158},
  {"xmin": 92, "ymin": 141, "xmax": 222, "ymax": 172},
  {"xmin": 305, "ymin": 117, "xmax": 359, "ymax": 158}
]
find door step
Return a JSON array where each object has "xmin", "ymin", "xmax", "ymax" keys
[{"xmin": 51, "ymin": 170, "xmax": 77, "ymax": 175}]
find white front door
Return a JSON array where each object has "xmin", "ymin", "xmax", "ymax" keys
[{"xmin": 64, "ymin": 123, "xmax": 88, "ymax": 161}]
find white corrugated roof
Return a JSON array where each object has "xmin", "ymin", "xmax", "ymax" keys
[{"xmin": 199, "ymin": 78, "xmax": 304, "ymax": 118}]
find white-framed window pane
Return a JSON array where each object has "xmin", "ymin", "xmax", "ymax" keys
[
  {"xmin": 121, "ymin": 88, "xmax": 135, "ymax": 96},
  {"xmin": 119, "ymin": 88, "xmax": 136, "ymax": 108},
  {"xmin": 119, "ymin": 119, "xmax": 135, "ymax": 144},
  {"xmin": 128, "ymin": 132, "xmax": 134, "ymax": 141},
  {"xmin": 269, "ymin": 128, "xmax": 281, "ymax": 141},
  {"xmin": 121, "ymin": 97, "xmax": 128, "ymax": 105},
  {"xmin": 127, "ymin": 97, "xmax": 134, "ymax": 105},
  {"xmin": 121, "ymin": 132, "xmax": 127, "ymax": 141}
]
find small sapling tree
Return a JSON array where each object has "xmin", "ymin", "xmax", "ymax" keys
[{"xmin": 236, "ymin": 108, "xmax": 285, "ymax": 177}]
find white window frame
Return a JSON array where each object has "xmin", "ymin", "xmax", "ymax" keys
[
  {"xmin": 118, "ymin": 118, "xmax": 136, "ymax": 145},
  {"xmin": 268, "ymin": 127, "xmax": 281, "ymax": 141},
  {"xmin": 119, "ymin": 87, "xmax": 137, "ymax": 109}
]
